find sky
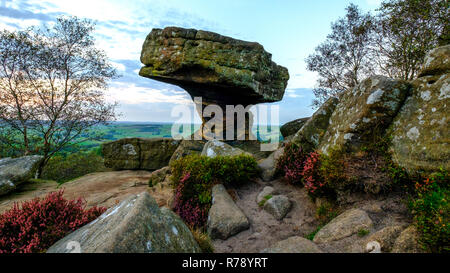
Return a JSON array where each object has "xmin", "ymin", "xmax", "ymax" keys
[{"xmin": 0, "ymin": 0, "xmax": 382, "ymax": 124}]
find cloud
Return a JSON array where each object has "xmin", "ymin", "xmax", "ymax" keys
[{"xmin": 106, "ymin": 83, "xmax": 191, "ymax": 105}]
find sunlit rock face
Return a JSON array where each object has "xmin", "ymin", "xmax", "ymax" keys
[
  {"xmin": 139, "ymin": 27, "xmax": 289, "ymax": 140},
  {"xmin": 388, "ymin": 45, "xmax": 450, "ymax": 174}
]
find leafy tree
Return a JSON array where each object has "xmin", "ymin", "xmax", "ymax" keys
[
  {"xmin": 374, "ymin": 0, "xmax": 449, "ymax": 80},
  {"xmin": 306, "ymin": 4, "xmax": 375, "ymax": 107},
  {"xmin": 0, "ymin": 16, "xmax": 118, "ymax": 175}
]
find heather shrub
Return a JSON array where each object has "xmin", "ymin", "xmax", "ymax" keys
[
  {"xmin": 0, "ymin": 190, "xmax": 106, "ymax": 253},
  {"xmin": 409, "ymin": 168, "xmax": 449, "ymax": 253},
  {"xmin": 302, "ymin": 151, "xmax": 326, "ymax": 195},
  {"xmin": 276, "ymin": 143, "xmax": 306, "ymax": 184},
  {"xmin": 171, "ymin": 154, "xmax": 259, "ymax": 228}
]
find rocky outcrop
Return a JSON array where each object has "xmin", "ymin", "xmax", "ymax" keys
[
  {"xmin": 389, "ymin": 45, "xmax": 450, "ymax": 174},
  {"xmin": 148, "ymin": 166, "xmax": 171, "ymax": 187},
  {"xmin": 313, "ymin": 209, "xmax": 373, "ymax": 244},
  {"xmin": 207, "ymin": 184, "xmax": 249, "ymax": 240},
  {"xmin": 201, "ymin": 140, "xmax": 251, "ymax": 158},
  {"xmin": 257, "ymin": 147, "xmax": 284, "ymax": 182},
  {"xmin": 139, "ymin": 27, "xmax": 289, "ymax": 140},
  {"xmin": 102, "ymin": 138, "xmax": 180, "ymax": 171},
  {"xmin": 47, "ymin": 192, "xmax": 200, "ymax": 253},
  {"xmin": 391, "ymin": 225, "xmax": 423, "ymax": 253},
  {"xmin": 280, "ymin": 117, "xmax": 310, "ymax": 138},
  {"xmin": 169, "ymin": 138, "xmax": 206, "ymax": 164},
  {"xmin": 262, "ymin": 236, "xmax": 322, "ymax": 253},
  {"xmin": 318, "ymin": 76, "xmax": 410, "ymax": 154},
  {"xmin": 263, "ymin": 195, "xmax": 291, "ymax": 220},
  {"xmin": 0, "ymin": 155, "xmax": 43, "ymax": 196},
  {"xmin": 291, "ymin": 97, "xmax": 339, "ymax": 152}
]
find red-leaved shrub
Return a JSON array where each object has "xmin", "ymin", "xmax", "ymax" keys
[
  {"xmin": 301, "ymin": 151, "xmax": 324, "ymax": 194},
  {"xmin": 173, "ymin": 172, "xmax": 210, "ymax": 228},
  {"xmin": 0, "ymin": 190, "xmax": 106, "ymax": 253},
  {"xmin": 276, "ymin": 143, "xmax": 306, "ymax": 184}
]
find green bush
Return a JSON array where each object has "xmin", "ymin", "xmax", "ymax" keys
[
  {"xmin": 170, "ymin": 154, "xmax": 259, "ymax": 228},
  {"xmin": 410, "ymin": 168, "xmax": 449, "ymax": 253},
  {"xmin": 41, "ymin": 150, "xmax": 107, "ymax": 183}
]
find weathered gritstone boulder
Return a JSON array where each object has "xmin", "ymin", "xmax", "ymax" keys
[
  {"xmin": 291, "ymin": 97, "xmax": 339, "ymax": 152},
  {"xmin": 0, "ymin": 155, "xmax": 43, "ymax": 196},
  {"xmin": 313, "ymin": 209, "xmax": 373, "ymax": 244},
  {"xmin": 169, "ymin": 139, "xmax": 206, "ymax": 164},
  {"xmin": 262, "ymin": 236, "xmax": 322, "ymax": 253},
  {"xmin": 102, "ymin": 138, "xmax": 180, "ymax": 171},
  {"xmin": 419, "ymin": 45, "xmax": 450, "ymax": 77},
  {"xmin": 318, "ymin": 76, "xmax": 410, "ymax": 154},
  {"xmin": 201, "ymin": 139, "xmax": 251, "ymax": 158},
  {"xmin": 257, "ymin": 147, "xmax": 284, "ymax": 182},
  {"xmin": 139, "ymin": 27, "xmax": 289, "ymax": 140},
  {"xmin": 47, "ymin": 192, "xmax": 200, "ymax": 253},
  {"xmin": 389, "ymin": 45, "xmax": 450, "ymax": 174},
  {"xmin": 263, "ymin": 195, "xmax": 291, "ymax": 220},
  {"xmin": 148, "ymin": 166, "xmax": 171, "ymax": 187},
  {"xmin": 391, "ymin": 226, "xmax": 423, "ymax": 253},
  {"xmin": 207, "ymin": 184, "xmax": 250, "ymax": 239},
  {"xmin": 363, "ymin": 225, "xmax": 404, "ymax": 253},
  {"xmin": 280, "ymin": 117, "xmax": 310, "ymax": 138}
]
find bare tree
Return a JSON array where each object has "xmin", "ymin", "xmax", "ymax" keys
[
  {"xmin": 0, "ymin": 16, "xmax": 118, "ymax": 175},
  {"xmin": 306, "ymin": 4, "xmax": 375, "ymax": 107},
  {"xmin": 374, "ymin": 0, "xmax": 449, "ymax": 80}
]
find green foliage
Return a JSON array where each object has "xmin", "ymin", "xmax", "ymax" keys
[
  {"xmin": 316, "ymin": 201, "xmax": 339, "ymax": 225},
  {"xmin": 171, "ymin": 154, "xmax": 259, "ymax": 228},
  {"xmin": 409, "ymin": 168, "xmax": 449, "ymax": 253},
  {"xmin": 41, "ymin": 151, "xmax": 107, "ymax": 184},
  {"xmin": 306, "ymin": 226, "xmax": 322, "ymax": 241},
  {"xmin": 357, "ymin": 228, "xmax": 370, "ymax": 237},
  {"xmin": 258, "ymin": 195, "xmax": 273, "ymax": 207},
  {"xmin": 190, "ymin": 228, "xmax": 214, "ymax": 253},
  {"xmin": 171, "ymin": 154, "xmax": 259, "ymax": 189}
]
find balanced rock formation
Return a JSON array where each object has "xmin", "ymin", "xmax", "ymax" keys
[
  {"xmin": 139, "ymin": 27, "xmax": 289, "ymax": 140},
  {"xmin": 388, "ymin": 45, "xmax": 450, "ymax": 174},
  {"xmin": 0, "ymin": 155, "xmax": 43, "ymax": 196},
  {"xmin": 47, "ymin": 192, "xmax": 201, "ymax": 253},
  {"xmin": 102, "ymin": 138, "xmax": 180, "ymax": 171}
]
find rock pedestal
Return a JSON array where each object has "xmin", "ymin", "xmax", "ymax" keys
[{"xmin": 139, "ymin": 27, "xmax": 289, "ymax": 140}]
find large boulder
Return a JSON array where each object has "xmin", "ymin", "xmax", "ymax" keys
[
  {"xmin": 207, "ymin": 184, "xmax": 249, "ymax": 239},
  {"xmin": 169, "ymin": 139, "xmax": 206, "ymax": 164},
  {"xmin": 47, "ymin": 192, "xmax": 201, "ymax": 253},
  {"xmin": 262, "ymin": 236, "xmax": 322, "ymax": 253},
  {"xmin": 313, "ymin": 209, "xmax": 373, "ymax": 244},
  {"xmin": 318, "ymin": 76, "xmax": 410, "ymax": 154},
  {"xmin": 257, "ymin": 147, "xmax": 284, "ymax": 181},
  {"xmin": 389, "ymin": 45, "xmax": 450, "ymax": 174},
  {"xmin": 102, "ymin": 138, "xmax": 180, "ymax": 171},
  {"xmin": 391, "ymin": 225, "xmax": 423, "ymax": 253},
  {"xmin": 201, "ymin": 139, "xmax": 251, "ymax": 158},
  {"xmin": 139, "ymin": 27, "xmax": 289, "ymax": 140},
  {"xmin": 280, "ymin": 117, "xmax": 310, "ymax": 138},
  {"xmin": 363, "ymin": 225, "xmax": 404, "ymax": 253},
  {"xmin": 291, "ymin": 97, "xmax": 339, "ymax": 152},
  {"xmin": 0, "ymin": 155, "xmax": 43, "ymax": 196}
]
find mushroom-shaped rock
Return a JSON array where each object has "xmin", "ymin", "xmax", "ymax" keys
[{"xmin": 139, "ymin": 27, "xmax": 289, "ymax": 140}]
